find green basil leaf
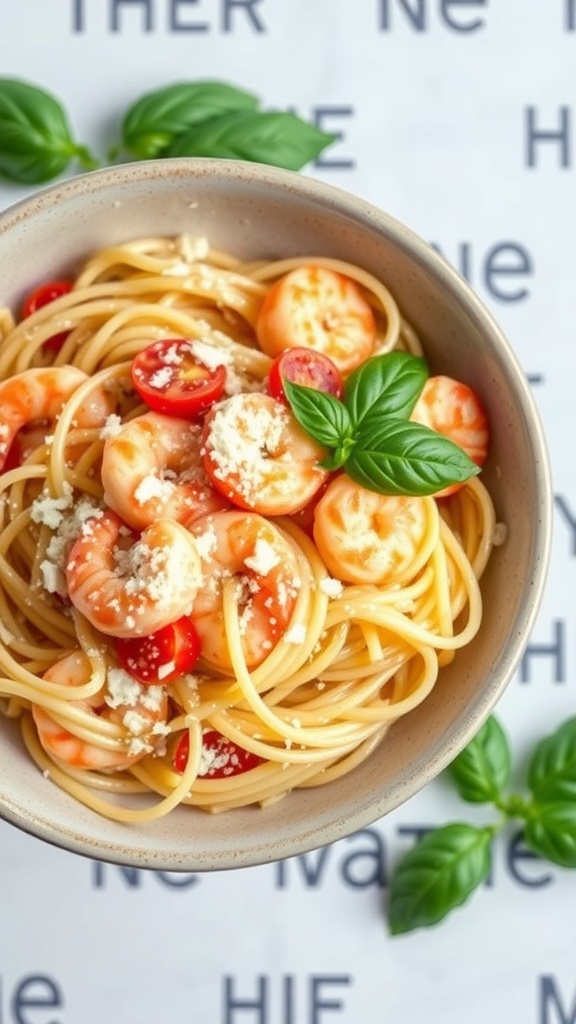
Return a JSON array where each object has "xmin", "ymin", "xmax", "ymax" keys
[
  {"xmin": 448, "ymin": 716, "xmax": 511, "ymax": 804},
  {"xmin": 0, "ymin": 78, "xmax": 95, "ymax": 184},
  {"xmin": 388, "ymin": 823, "xmax": 493, "ymax": 935},
  {"xmin": 524, "ymin": 803, "xmax": 576, "ymax": 868},
  {"xmin": 165, "ymin": 110, "xmax": 336, "ymax": 171},
  {"xmin": 121, "ymin": 81, "xmax": 259, "ymax": 159},
  {"xmin": 527, "ymin": 717, "xmax": 576, "ymax": 804},
  {"xmin": 346, "ymin": 420, "xmax": 480, "ymax": 496},
  {"xmin": 284, "ymin": 380, "xmax": 352, "ymax": 448},
  {"xmin": 344, "ymin": 351, "xmax": 428, "ymax": 430}
]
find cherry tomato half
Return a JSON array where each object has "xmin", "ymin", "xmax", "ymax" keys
[
  {"xmin": 173, "ymin": 729, "xmax": 263, "ymax": 777},
  {"xmin": 116, "ymin": 616, "xmax": 202, "ymax": 685},
  {"xmin": 266, "ymin": 347, "xmax": 343, "ymax": 404},
  {"xmin": 131, "ymin": 339, "xmax": 227, "ymax": 418},
  {"xmin": 22, "ymin": 279, "xmax": 73, "ymax": 353}
]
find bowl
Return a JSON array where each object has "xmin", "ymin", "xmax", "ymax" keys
[{"xmin": 0, "ymin": 159, "xmax": 552, "ymax": 870}]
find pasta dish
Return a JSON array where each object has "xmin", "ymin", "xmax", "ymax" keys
[{"xmin": 0, "ymin": 234, "xmax": 503, "ymax": 822}]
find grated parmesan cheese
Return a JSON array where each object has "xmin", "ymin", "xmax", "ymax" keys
[
  {"xmin": 204, "ymin": 394, "xmax": 287, "ymax": 506},
  {"xmin": 30, "ymin": 482, "xmax": 74, "ymax": 529},
  {"xmin": 99, "ymin": 414, "xmax": 123, "ymax": 439},
  {"xmin": 284, "ymin": 623, "xmax": 307, "ymax": 645},
  {"xmin": 319, "ymin": 576, "xmax": 345, "ymax": 598},
  {"xmin": 105, "ymin": 667, "xmax": 144, "ymax": 708},
  {"xmin": 243, "ymin": 537, "xmax": 280, "ymax": 575},
  {"xmin": 122, "ymin": 709, "xmax": 149, "ymax": 736}
]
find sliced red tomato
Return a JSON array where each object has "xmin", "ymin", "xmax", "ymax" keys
[
  {"xmin": 115, "ymin": 616, "xmax": 202, "ymax": 685},
  {"xmin": 22, "ymin": 279, "xmax": 73, "ymax": 352},
  {"xmin": 131, "ymin": 339, "xmax": 227, "ymax": 418},
  {"xmin": 266, "ymin": 347, "xmax": 343, "ymax": 404},
  {"xmin": 173, "ymin": 729, "xmax": 264, "ymax": 776}
]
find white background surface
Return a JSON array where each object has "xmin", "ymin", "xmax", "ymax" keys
[{"xmin": 0, "ymin": 2, "xmax": 574, "ymax": 1021}]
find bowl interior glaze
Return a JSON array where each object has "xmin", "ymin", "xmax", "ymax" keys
[{"xmin": 0, "ymin": 160, "xmax": 552, "ymax": 869}]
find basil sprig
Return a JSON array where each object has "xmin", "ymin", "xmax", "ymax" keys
[
  {"xmin": 284, "ymin": 351, "xmax": 479, "ymax": 497},
  {"xmin": 118, "ymin": 80, "xmax": 260, "ymax": 160},
  {"xmin": 0, "ymin": 78, "xmax": 97, "ymax": 184},
  {"xmin": 0, "ymin": 77, "xmax": 335, "ymax": 185},
  {"xmin": 165, "ymin": 109, "xmax": 334, "ymax": 172},
  {"xmin": 388, "ymin": 716, "xmax": 576, "ymax": 934}
]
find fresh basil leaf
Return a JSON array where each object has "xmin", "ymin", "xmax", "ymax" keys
[
  {"xmin": 346, "ymin": 420, "xmax": 480, "ymax": 496},
  {"xmin": 0, "ymin": 78, "xmax": 96, "ymax": 184},
  {"xmin": 320, "ymin": 439, "xmax": 356, "ymax": 472},
  {"xmin": 165, "ymin": 110, "xmax": 336, "ymax": 171},
  {"xmin": 524, "ymin": 803, "xmax": 576, "ymax": 868},
  {"xmin": 388, "ymin": 823, "xmax": 493, "ymax": 935},
  {"xmin": 120, "ymin": 81, "xmax": 259, "ymax": 159},
  {"xmin": 527, "ymin": 718, "xmax": 576, "ymax": 804},
  {"xmin": 344, "ymin": 351, "xmax": 428, "ymax": 430},
  {"xmin": 448, "ymin": 717, "xmax": 511, "ymax": 804},
  {"xmin": 284, "ymin": 379, "xmax": 352, "ymax": 448}
]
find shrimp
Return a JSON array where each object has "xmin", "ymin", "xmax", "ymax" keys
[
  {"xmin": 313, "ymin": 474, "xmax": 438, "ymax": 586},
  {"xmin": 65, "ymin": 510, "xmax": 203, "ymax": 638},
  {"xmin": 188, "ymin": 510, "xmax": 301, "ymax": 670},
  {"xmin": 256, "ymin": 265, "xmax": 377, "ymax": 375},
  {"xmin": 31, "ymin": 649, "xmax": 168, "ymax": 771},
  {"xmin": 411, "ymin": 375, "xmax": 489, "ymax": 497},
  {"xmin": 101, "ymin": 410, "xmax": 227, "ymax": 530},
  {"xmin": 202, "ymin": 392, "xmax": 329, "ymax": 516},
  {"xmin": 0, "ymin": 365, "xmax": 113, "ymax": 471}
]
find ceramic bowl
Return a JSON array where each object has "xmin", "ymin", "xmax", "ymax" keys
[{"xmin": 0, "ymin": 159, "xmax": 552, "ymax": 870}]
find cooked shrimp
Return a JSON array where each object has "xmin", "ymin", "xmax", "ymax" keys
[
  {"xmin": 31, "ymin": 649, "xmax": 168, "ymax": 771},
  {"xmin": 101, "ymin": 410, "xmax": 227, "ymax": 530},
  {"xmin": 411, "ymin": 375, "xmax": 489, "ymax": 497},
  {"xmin": 65, "ymin": 510, "xmax": 203, "ymax": 638},
  {"xmin": 188, "ymin": 510, "xmax": 301, "ymax": 670},
  {"xmin": 0, "ymin": 365, "xmax": 112, "ymax": 471},
  {"xmin": 313, "ymin": 475, "xmax": 438, "ymax": 586},
  {"xmin": 256, "ymin": 265, "xmax": 377, "ymax": 375},
  {"xmin": 202, "ymin": 392, "xmax": 328, "ymax": 516}
]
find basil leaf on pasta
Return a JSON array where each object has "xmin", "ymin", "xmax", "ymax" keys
[
  {"xmin": 120, "ymin": 81, "xmax": 259, "ymax": 159},
  {"xmin": 165, "ymin": 111, "xmax": 336, "ymax": 171},
  {"xmin": 346, "ymin": 420, "xmax": 480, "ymax": 496},
  {"xmin": 283, "ymin": 379, "xmax": 353, "ymax": 449},
  {"xmin": 344, "ymin": 351, "xmax": 428, "ymax": 430}
]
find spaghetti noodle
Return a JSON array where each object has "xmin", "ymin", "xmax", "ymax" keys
[{"xmin": 0, "ymin": 234, "xmax": 503, "ymax": 822}]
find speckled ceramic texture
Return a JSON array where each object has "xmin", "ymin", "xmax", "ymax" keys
[{"xmin": 0, "ymin": 159, "xmax": 552, "ymax": 870}]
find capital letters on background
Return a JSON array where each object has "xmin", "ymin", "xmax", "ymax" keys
[
  {"xmin": 379, "ymin": 0, "xmax": 487, "ymax": 32},
  {"xmin": 554, "ymin": 496, "xmax": 576, "ymax": 556},
  {"xmin": 519, "ymin": 619, "xmax": 567, "ymax": 685},
  {"xmin": 222, "ymin": 975, "xmax": 352, "ymax": 1024},
  {"xmin": 71, "ymin": 0, "xmax": 267, "ymax": 33},
  {"xmin": 430, "ymin": 241, "xmax": 533, "ymax": 302},
  {"xmin": 539, "ymin": 976, "xmax": 576, "ymax": 1024},
  {"xmin": 525, "ymin": 106, "xmax": 571, "ymax": 169},
  {"xmin": 312, "ymin": 108, "xmax": 355, "ymax": 169}
]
